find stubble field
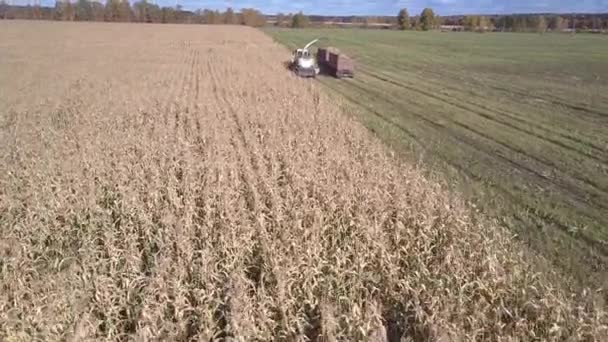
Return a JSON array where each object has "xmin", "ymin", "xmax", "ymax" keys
[{"xmin": 0, "ymin": 21, "xmax": 606, "ymax": 340}]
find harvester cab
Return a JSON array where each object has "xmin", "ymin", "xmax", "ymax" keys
[{"xmin": 290, "ymin": 39, "xmax": 320, "ymax": 78}]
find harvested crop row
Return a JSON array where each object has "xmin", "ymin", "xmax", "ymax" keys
[{"xmin": 0, "ymin": 22, "xmax": 605, "ymax": 341}]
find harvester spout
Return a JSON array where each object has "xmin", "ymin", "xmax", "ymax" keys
[{"xmin": 303, "ymin": 38, "xmax": 320, "ymax": 51}]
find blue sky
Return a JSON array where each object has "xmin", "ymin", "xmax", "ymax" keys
[{"xmin": 34, "ymin": 0, "xmax": 608, "ymax": 16}]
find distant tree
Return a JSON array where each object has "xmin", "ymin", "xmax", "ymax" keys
[
  {"xmin": 224, "ymin": 7, "xmax": 236, "ymax": 24},
  {"xmin": 0, "ymin": 1, "xmax": 8, "ymax": 19},
  {"xmin": 148, "ymin": 2, "xmax": 161, "ymax": 22},
  {"xmin": 436, "ymin": 16, "xmax": 444, "ymax": 27},
  {"xmin": 364, "ymin": 16, "xmax": 381, "ymax": 28},
  {"xmin": 192, "ymin": 9, "xmax": 202, "ymax": 23},
  {"xmin": 419, "ymin": 8, "xmax": 435, "ymax": 31},
  {"xmin": 291, "ymin": 11, "xmax": 309, "ymax": 28},
  {"xmin": 479, "ymin": 16, "xmax": 493, "ymax": 31},
  {"xmin": 202, "ymin": 9, "xmax": 214, "ymax": 24},
  {"xmin": 578, "ymin": 17, "xmax": 588, "ymax": 30},
  {"xmin": 537, "ymin": 15, "xmax": 547, "ymax": 33},
  {"xmin": 352, "ymin": 16, "xmax": 364, "ymax": 26},
  {"xmin": 133, "ymin": 0, "xmax": 160, "ymax": 22},
  {"xmin": 397, "ymin": 8, "xmax": 410, "ymax": 30},
  {"xmin": 463, "ymin": 16, "xmax": 491, "ymax": 32},
  {"xmin": 556, "ymin": 16, "xmax": 567, "ymax": 31},
  {"xmin": 592, "ymin": 16, "xmax": 601, "ymax": 30},
  {"xmin": 284, "ymin": 13, "xmax": 293, "ymax": 27},
  {"xmin": 528, "ymin": 16, "xmax": 542, "ymax": 32},
  {"xmin": 463, "ymin": 15, "xmax": 476, "ymax": 31},
  {"xmin": 202, "ymin": 9, "xmax": 224, "ymax": 24},
  {"xmin": 91, "ymin": 1, "xmax": 105, "ymax": 21},
  {"xmin": 54, "ymin": 1, "xmax": 72, "ymax": 21},
  {"xmin": 570, "ymin": 16, "xmax": 577, "ymax": 31},
  {"xmin": 495, "ymin": 15, "xmax": 514, "ymax": 32},
  {"xmin": 161, "ymin": 6, "xmax": 175, "ymax": 23},
  {"xmin": 512, "ymin": 16, "xmax": 527, "ymax": 32},
  {"xmin": 64, "ymin": 0, "xmax": 75, "ymax": 20},
  {"xmin": 133, "ymin": 0, "xmax": 146, "ymax": 22},
  {"xmin": 240, "ymin": 8, "xmax": 265, "ymax": 27},
  {"xmin": 133, "ymin": 0, "xmax": 145, "ymax": 22},
  {"xmin": 215, "ymin": 10, "xmax": 224, "ymax": 24},
  {"xmin": 276, "ymin": 12, "xmax": 285, "ymax": 27},
  {"xmin": 53, "ymin": 1, "xmax": 64, "ymax": 20},
  {"xmin": 548, "ymin": 16, "xmax": 558, "ymax": 30},
  {"xmin": 547, "ymin": 15, "xmax": 568, "ymax": 31},
  {"xmin": 23, "ymin": 4, "xmax": 31, "ymax": 19},
  {"xmin": 411, "ymin": 15, "xmax": 421, "ymax": 30},
  {"xmin": 30, "ymin": 3, "xmax": 41, "ymax": 19},
  {"xmin": 104, "ymin": 0, "xmax": 120, "ymax": 21},
  {"xmin": 118, "ymin": 0, "xmax": 131, "ymax": 21},
  {"xmin": 75, "ymin": 0, "xmax": 93, "ymax": 21}
]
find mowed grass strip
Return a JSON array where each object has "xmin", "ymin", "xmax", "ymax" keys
[{"xmin": 266, "ymin": 28, "xmax": 608, "ymax": 288}]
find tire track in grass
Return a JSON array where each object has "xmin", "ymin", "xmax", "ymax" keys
[
  {"xmin": 346, "ymin": 72, "xmax": 608, "ymax": 210},
  {"xmin": 359, "ymin": 67, "xmax": 608, "ymax": 165},
  {"xmin": 357, "ymin": 60, "xmax": 608, "ymax": 156},
  {"xmin": 419, "ymin": 70, "xmax": 608, "ymax": 154},
  {"xmin": 347, "ymin": 75, "xmax": 608, "ymax": 235},
  {"xmin": 323, "ymin": 75, "xmax": 608, "ymax": 256},
  {"xmin": 426, "ymin": 69, "xmax": 608, "ymax": 160},
  {"xmin": 326, "ymin": 75, "xmax": 608, "ymax": 279},
  {"xmin": 359, "ymin": 52, "xmax": 608, "ymax": 121},
  {"xmin": 487, "ymin": 81, "xmax": 608, "ymax": 119},
  {"xmin": 349, "ymin": 72, "xmax": 608, "ymax": 207}
]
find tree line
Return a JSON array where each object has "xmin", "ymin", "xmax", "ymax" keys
[
  {"xmin": 396, "ymin": 8, "xmax": 607, "ymax": 32},
  {"xmin": 456, "ymin": 15, "xmax": 600, "ymax": 32},
  {"xmin": 397, "ymin": 8, "xmax": 438, "ymax": 31},
  {"xmin": 3, "ymin": 2, "xmax": 607, "ymax": 32},
  {"xmin": 272, "ymin": 12, "xmax": 311, "ymax": 28},
  {"xmin": 0, "ymin": 1, "xmax": 266, "ymax": 26},
  {"xmin": 491, "ymin": 15, "xmax": 607, "ymax": 32}
]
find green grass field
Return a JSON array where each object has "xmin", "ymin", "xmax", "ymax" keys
[{"xmin": 266, "ymin": 28, "xmax": 608, "ymax": 289}]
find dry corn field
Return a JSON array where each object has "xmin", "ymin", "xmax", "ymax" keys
[{"xmin": 0, "ymin": 21, "xmax": 606, "ymax": 341}]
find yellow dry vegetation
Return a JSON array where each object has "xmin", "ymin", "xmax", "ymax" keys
[{"xmin": 0, "ymin": 21, "xmax": 606, "ymax": 341}]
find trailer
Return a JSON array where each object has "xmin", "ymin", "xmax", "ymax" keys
[
  {"xmin": 328, "ymin": 52, "xmax": 354, "ymax": 78},
  {"xmin": 317, "ymin": 47, "xmax": 354, "ymax": 78}
]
